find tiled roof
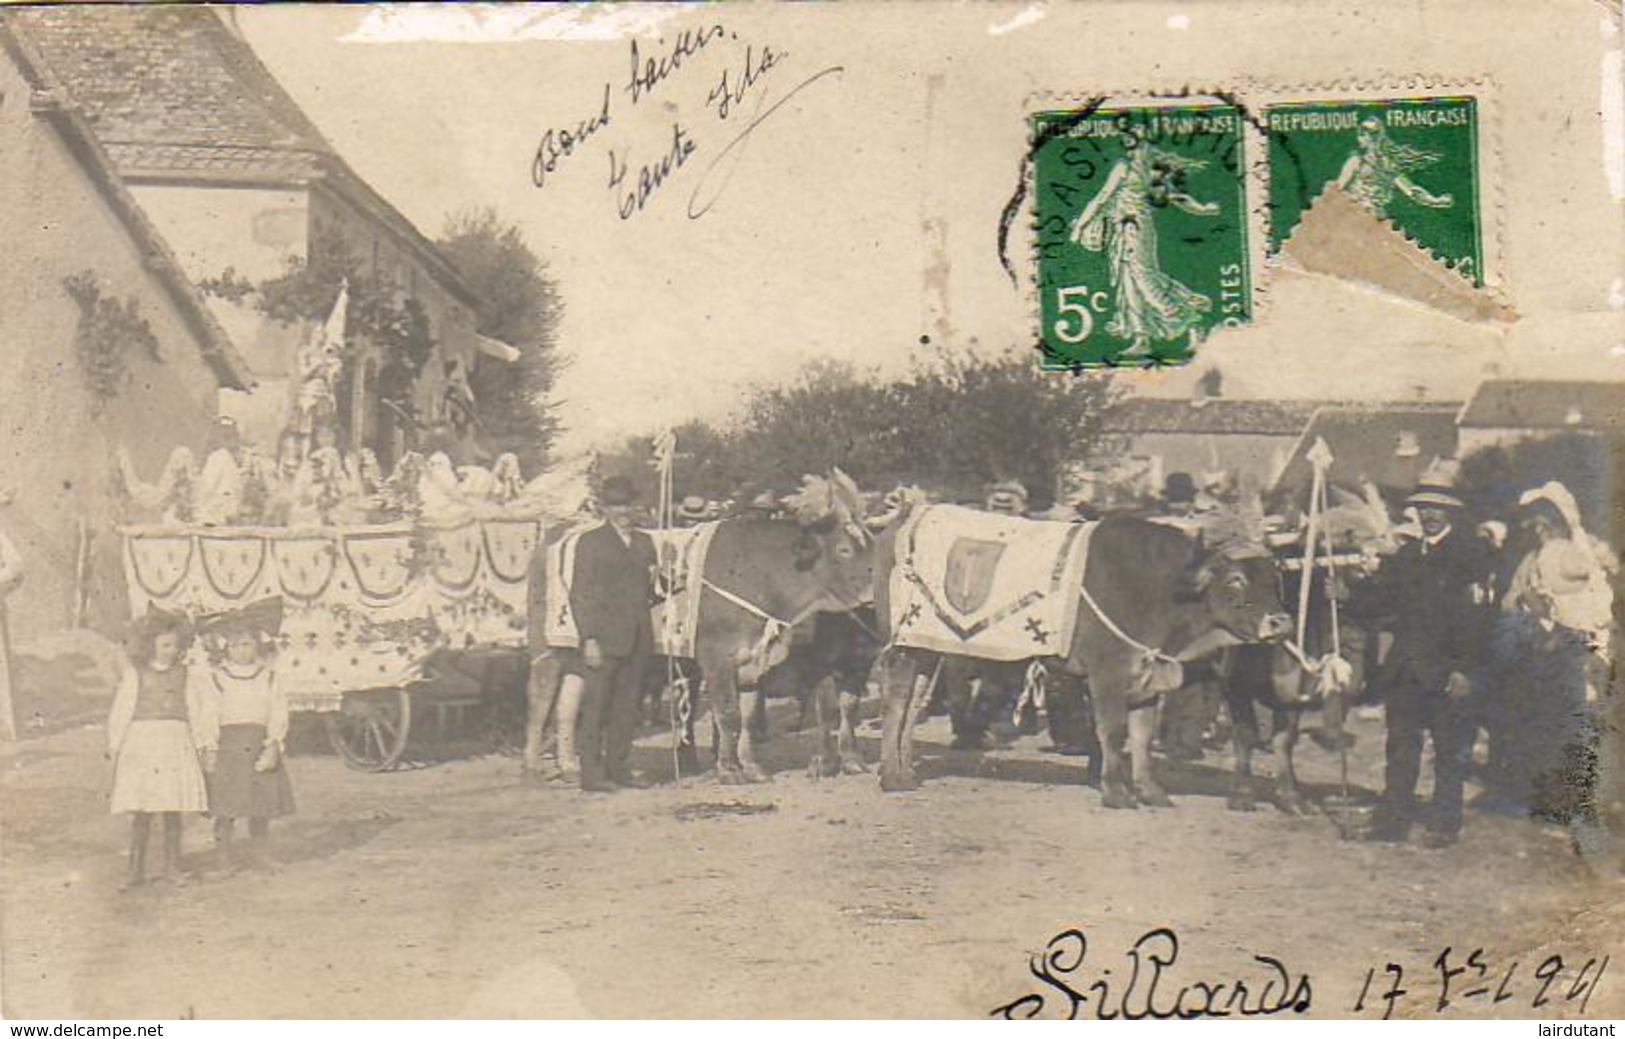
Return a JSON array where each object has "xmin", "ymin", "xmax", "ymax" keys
[
  {"xmin": 11, "ymin": 6, "xmax": 331, "ymax": 163},
  {"xmin": 1458, "ymin": 380, "xmax": 1625, "ymax": 431},
  {"xmin": 9, "ymin": 6, "xmax": 479, "ymax": 306},
  {"xmin": 1102, "ymin": 398, "xmax": 1325, "ymax": 436},
  {"xmin": 0, "ymin": 17, "xmax": 254, "ymax": 391},
  {"xmin": 1273, "ymin": 403, "xmax": 1463, "ymax": 495}
]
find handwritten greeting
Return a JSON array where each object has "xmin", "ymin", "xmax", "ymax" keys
[
  {"xmin": 991, "ymin": 927, "xmax": 1611, "ymax": 1020},
  {"xmin": 528, "ymin": 23, "xmax": 842, "ymax": 221}
]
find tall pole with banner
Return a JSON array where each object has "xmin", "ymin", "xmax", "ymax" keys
[{"xmin": 649, "ymin": 429, "xmax": 690, "ymax": 778}]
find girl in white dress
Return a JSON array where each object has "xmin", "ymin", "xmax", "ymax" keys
[{"xmin": 107, "ymin": 609, "xmax": 208, "ymax": 888}]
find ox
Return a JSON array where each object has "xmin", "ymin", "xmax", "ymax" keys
[
  {"xmin": 1218, "ymin": 565, "xmax": 1375, "ymax": 813},
  {"xmin": 686, "ymin": 511, "xmax": 875, "ymax": 782},
  {"xmin": 650, "ymin": 606, "xmax": 879, "ymax": 780},
  {"xmin": 875, "ymin": 513, "xmax": 1293, "ymax": 808},
  {"xmin": 522, "ymin": 477, "xmax": 875, "ymax": 785},
  {"xmin": 1217, "ymin": 489, "xmax": 1394, "ymax": 811},
  {"xmin": 757, "ymin": 607, "xmax": 881, "ymax": 777}
]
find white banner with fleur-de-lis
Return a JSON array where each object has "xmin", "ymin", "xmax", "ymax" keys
[{"xmin": 123, "ymin": 518, "xmax": 541, "ymax": 711}]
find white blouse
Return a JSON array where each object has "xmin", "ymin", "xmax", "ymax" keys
[{"xmin": 189, "ymin": 662, "xmax": 290, "ymax": 750}]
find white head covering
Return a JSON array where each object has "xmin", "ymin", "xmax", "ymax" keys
[{"xmin": 1518, "ymin": 480, "xmax": 1585, "ymax": 538}]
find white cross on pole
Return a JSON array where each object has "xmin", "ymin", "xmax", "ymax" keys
[{"xmin": 1298, "ymin": 437, "xmax": 1335, "ymax": 648}]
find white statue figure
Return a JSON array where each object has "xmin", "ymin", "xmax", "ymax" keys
[
  {"xmin": 418, "ymin": 451, "xmax": 473, "ymax": 525},
  {"xmin": 116, "ymin": 445, "xmax": 197, "ymax": 526},
  {"xmin": 292, "ymin": 283, "xmax": 349, "ymax": 436},
  {"xmin": 195, "ymin": 420, "xmax": 245, "ymax": 526},
  {"xmin": 490, "ymin": 453, "xmax": 526, "ymax": 506}
]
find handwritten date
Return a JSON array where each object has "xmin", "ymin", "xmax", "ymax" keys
[{"xmin": 1354, "ymin": 947, "xmax": 1610, "ymax": 1019}]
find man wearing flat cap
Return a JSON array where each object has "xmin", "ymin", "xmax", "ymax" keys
[
  {"xmin": 569, "ymin": 475, "xmax": 658, "ymax": 791},
  {"xmin": 1365, "ymin": 460, "xmax": 1494, "ymax": 846}
]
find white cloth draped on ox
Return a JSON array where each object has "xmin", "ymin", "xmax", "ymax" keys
[
  {"xmin": 542, "ymin": 522, "xmax": 721, "ymax": 660},
  {"xmin": 888, "ymin": 504, "xmax": 1096, "ymax": 662}
]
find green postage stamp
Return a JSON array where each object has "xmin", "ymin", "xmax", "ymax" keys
[
  {"xmin": 1031, "ymin": 101, "xmax": 1253, "ymax": 369},
  {"xmin": 1029, "ymin": 86, "xmax": 1491, "ymax": 369},
  {"xmin": 1266, "ymin": 95, "xmax": 1482, "ymax": 285}
]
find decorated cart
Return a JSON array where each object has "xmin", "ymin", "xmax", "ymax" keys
[{"xmin": 122, "ymin": 517, "xmax": 543, "ymax": 770}]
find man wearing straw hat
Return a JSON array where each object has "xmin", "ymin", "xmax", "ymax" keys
[{"xmin": 1366, "ymin": 460, "xmax": 1493, "ymax": 847}]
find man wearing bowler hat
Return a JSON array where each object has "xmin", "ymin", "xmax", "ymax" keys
[
  {"xmin": 570, "ymin": 475, "xmax": 658, "ymax": 791},
  {"xmin": 1366, "ymin": 460, "xmax": 1494, "ymax": 846}
]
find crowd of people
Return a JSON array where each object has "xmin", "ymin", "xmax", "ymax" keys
[
  {"xmin": 96, "ymin": 434, "xmax": 1619, "ymax": 883},
  {"xmin": 802, "ymin": 461, "xmax": 1619, "ymax": 852},
  {"xmin": 1355, "ymin": 465, "xmax": 1617, "ymax": 848}
]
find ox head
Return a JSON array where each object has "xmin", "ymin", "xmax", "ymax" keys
[
  {"xmin": 1183, "ymin": 490, "xmax": 1292, "ymax": 645},
  {"xmin": 1184, "ymin": 543, "xmax": 1293, "ymax": 644},
  {"xmin": 781, "ymin": 468, "xmax": 877, "ymax": 607}
]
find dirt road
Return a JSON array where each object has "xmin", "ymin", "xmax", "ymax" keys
[{"xmin": 3, "ymin": 707, "xmax": 1621, "ymax": 1019}]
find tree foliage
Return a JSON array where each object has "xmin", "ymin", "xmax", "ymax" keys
[
  {"xmin": 437, "ymin": 209, "xmax": 564, "ymax": 472},
  {"xmin": 1461, "ymin": 432, "xmax": 1621, "ymax": 535},
  {"xmin": 605, "ymin": 347, "xmax": 1120, "ymax": 508}
]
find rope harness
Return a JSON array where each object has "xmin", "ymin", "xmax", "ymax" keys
[
  {"xmin": 700, "ymin": 578, "xmax": 866, "ymax": 673},
  {"xmin": 701, "ymin": 579, "xmax": 795, "ymax": 666},
  {"xmin": 1077, "ymin": 581, "xmax": 1188, "ymax": 695},
  {"xmin": 1080, "ymin": 574, "xmax": 1344, "ymax": 700}
]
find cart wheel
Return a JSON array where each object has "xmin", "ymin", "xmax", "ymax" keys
[{"xmin": 326, "ymin": 687, "xmax": 413, "ymax": 772}]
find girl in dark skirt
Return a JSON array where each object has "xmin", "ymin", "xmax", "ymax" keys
[{"xmin": 193, "ymin": 598, "xmax": 294, "ymax": 871}]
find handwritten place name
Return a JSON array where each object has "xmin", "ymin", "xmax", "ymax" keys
[
  {"xmin": 1353, "ymin": 946, "xmax": 1609, "ymax": 1019},
  {"xmin": 705, "ymin": 43, "xmax": 786, "ymax": 121},
  {"xmin": 990, "ymin": 927, "xmax": 1313, "ymax": 1020},
  {"xmin": 532, "ymin": 83, "xmax": 611, "ymax": 189},
  {"xmin": 626, "ymin": 24, "xmax": 727, "ymax": 105},
  {"xmin": 608, "ymin": 123, "xmax": 696, "ymax": 221}
]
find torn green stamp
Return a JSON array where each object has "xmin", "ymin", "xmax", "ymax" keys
[
  {"xmin": 1032, "ymin": 101, "xmax": 1251, "ymax": 369},
  {"xmin": 1267, "ymin": 96, "xmax": 1481, "ymax": 284}
]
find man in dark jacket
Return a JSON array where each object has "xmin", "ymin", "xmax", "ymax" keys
[
  {"xmin": 570, "ymin": 475, "xmax": 658, "ymax": 792},
  {"xmin": 1367, "ymin": 467, "xmax": 1494, "ymax": 846}
]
